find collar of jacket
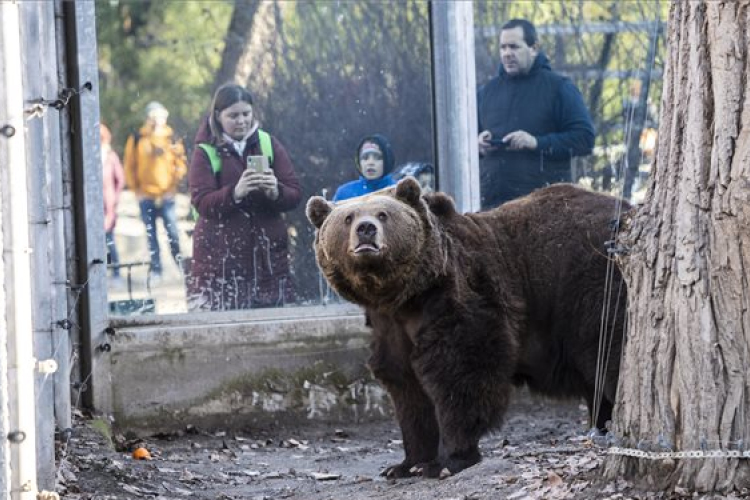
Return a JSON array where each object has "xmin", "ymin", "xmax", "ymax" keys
[
  {"xmin": 497, "ymin": 51, "xmax": 552, "ymax": 80},
  {"xmin": 216, "ymin": 128, "xmax": 261, "ymax": 157},
  {"xmin": 360, "ymin": 174, "xmax": 394, "ymax": 191}
]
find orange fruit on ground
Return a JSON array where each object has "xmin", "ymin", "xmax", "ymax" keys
[{"xmin": 132, "ymin": 447, "xmax": 151, "ymax": 460}]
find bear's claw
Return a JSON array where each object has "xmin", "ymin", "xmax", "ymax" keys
[{"xmin": 381, "ymin": 462, "xmax": 418, "ymax": 479}]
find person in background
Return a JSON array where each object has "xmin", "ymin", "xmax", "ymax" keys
[
  {"xmin": 477, "ymin": 18, "xmax": 595, "ymax": 209},
  {"xmin": 395, "ymin": 162, "xmax": 435, "ymax": 194},
  {"xmin": 101, "ymin": 123, "xmax": 125, "ymax": 282},
  {"xmin": 187, "ymin": 83, "xmax": 302, "ymax": 311},
  {"xmin": 123, "ymin": 101, "xmax": 187, "ymax": 280},
  {"xmin": 332, "ymin": 134, "xmax": 397, "ymax": 202}
]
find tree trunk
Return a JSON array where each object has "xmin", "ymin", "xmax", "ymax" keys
[
  {"xmin": 213, "ymin": 0, "xmax": 262, "ymax": 93},
  {"xmin": 605, "ymin": 0, "xmax": 750, "ymax": 493},
  {"xmin": 236, "ymin": 1, "xmax": 281, "ymax": 102}
]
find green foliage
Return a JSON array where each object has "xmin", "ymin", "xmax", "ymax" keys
[
  {"xmin": 260, "ymin": 1, "xmax": 432, "ymax": 187},
  {"xmin": 96, "ymin": 1, "xmax": 233, "ymax": 150},
  {"xmin": 89, "ymin": 418, "xmax": 114, "ymax": 449}
]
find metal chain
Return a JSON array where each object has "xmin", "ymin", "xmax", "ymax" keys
[
  {"xmin": 505, "ymin": 445, "xmax": 592, "ymax": 458},
  {"xmin": 608, "ymin": 447, "xmax": 750, "ymax": 460}
]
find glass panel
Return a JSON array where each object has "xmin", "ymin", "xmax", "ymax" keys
[
  {"xmin": 96, "ymin": 1, "xmax": 435, "ymax": 317},
  {"xmin": 474, "ymin": 1, "xmax": 667, "ymax": 209}
]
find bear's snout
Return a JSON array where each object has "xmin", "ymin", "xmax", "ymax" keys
[
  {"xmin": 351, "ymin": 216, "xmax": 383, "ymax": 255},
  {"xmin": 356, "ymin": 221, "xmax": 377, "ymax": 240}
]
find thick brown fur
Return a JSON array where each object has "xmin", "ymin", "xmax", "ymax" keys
[{"xmin": 306, "ymin": 178, "xmax": 627, "ymax": 479}]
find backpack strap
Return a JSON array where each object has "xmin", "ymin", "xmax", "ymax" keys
[
  {"xmin": 258, "ymin": 129, "xmax": 274, "ymax": 166},
  {"xmin": 192, "ymin": 133, "xmax": 274, "ymax": 221},
  {"xmin": 192, "ymin": 143, "xmax": 222, "ymax": 222},
  {"xmin": 198, "ymin": 132, "xmax": 272, "ymax": 174},
  {"xmin": 197, "ymin": 143, "xmax": 222, "ymax": 174}
]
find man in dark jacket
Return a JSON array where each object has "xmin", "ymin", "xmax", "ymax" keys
[{"xmin": 477, "ymin": 19, "xmax": 595, "ymax": 210}]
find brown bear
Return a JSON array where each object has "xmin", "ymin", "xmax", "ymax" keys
[{"xmin": 306, "ymin": 177, "xmax": 627, "ymax": 479}]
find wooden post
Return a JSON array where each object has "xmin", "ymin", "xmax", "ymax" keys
[{"xmin": 0, "ymin": 3, "xmax": 40, "ymax": 497}]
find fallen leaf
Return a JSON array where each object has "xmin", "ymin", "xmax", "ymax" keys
[
  {"xmin": 120, "ymin": 483, "xmax": 144, "ymax": 497},
  {"xmin": 310, "ymin": 472, "xmax": 341, "ymax": 481},
  {"xmin": 546, "ymin": 470, "xmax": 564, "ymax": 487},
  {"xmin": 506, "ymin": 488, "xmax": 530, "ymax": 500},
  {"xmin": 178, "ymin": 469, "xmax": 195, "ymax": 482},
  {"xmin": 162, "ymin": 481, "xmax": 193, "ymax": 496}
]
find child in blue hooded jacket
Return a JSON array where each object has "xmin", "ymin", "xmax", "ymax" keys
[{"xmin": 332, "ymin": 134, "xmax": 397, "ymax": 202}]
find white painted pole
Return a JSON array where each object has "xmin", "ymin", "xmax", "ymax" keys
[
  {"xmin": 430, "ymin": 1, "xmax": 481, "ymax": 213},
  {"xmin": 0, "ymin": 2, "xmax": 40, "ymax": 499},
  {"xmin": 0, "ymin": 164, "xmax": 11, "ymax": 500}
]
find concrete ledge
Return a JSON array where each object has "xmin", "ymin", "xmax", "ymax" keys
[{"xmin": 106, "ymin": 305, "xmax": 392, "ymax": 435}]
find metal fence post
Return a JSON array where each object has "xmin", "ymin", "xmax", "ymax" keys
[{"xmin": 430, "ymin": 1, "xmax": 481, "ymax": 213}]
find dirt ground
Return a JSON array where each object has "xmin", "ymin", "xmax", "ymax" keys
[{"xmin": 57, "ymin": 392, "xmax": 738, "ymax": 500}]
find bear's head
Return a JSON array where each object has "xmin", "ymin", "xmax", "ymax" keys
[{"xmin": 306, "ymin": 177, "xmax": 449, "ymax": 310}]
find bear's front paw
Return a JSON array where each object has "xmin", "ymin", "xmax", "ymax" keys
[
  {"xmin": 381, "ymin": 461, "xmax": 421, "ymax": 479},
  {"xmin": 412, "ymin": 453, "xmax": 482, "ymax": 479},
  {"xmin": 410, "ymin": 461, "xmax": 452, "ymax": 479}
]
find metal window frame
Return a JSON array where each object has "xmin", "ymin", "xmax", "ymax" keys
[{"xmin": 69, "ymin": 1, "xmax": 479, "ymax": 416}]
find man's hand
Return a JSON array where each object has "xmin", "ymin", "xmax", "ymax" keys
[
  {"xmin": 502, "ymin": 130, "xmax": 537, "ymax": 151},
  {"xmin": 478, "ymin": 130, "xmax": 493, "ymax": 156},
  {"xmin": 233, "ymin": 170, "xmax": 279, "ymax": 202}
]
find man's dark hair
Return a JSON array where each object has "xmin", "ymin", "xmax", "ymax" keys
[{"xmin": 501, "ymin": 19, "xmax": 538, "ymax": 47}]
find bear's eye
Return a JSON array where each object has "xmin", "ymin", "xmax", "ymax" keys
[
  {"xmin": 378, "ymin": 212, "xmax": 387, "ymax": 222},
  {"xmin": 344, "ymin": 215, "xmax": 353, "ymax": 225}
]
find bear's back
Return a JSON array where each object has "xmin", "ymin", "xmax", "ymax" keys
[
  {"xmin": 463, "ymin": 184, "xmax": 627, "ymax": 397},
  {"xmin": 435, "ymin": 183, "xmax": 626, "ymax": 341}
]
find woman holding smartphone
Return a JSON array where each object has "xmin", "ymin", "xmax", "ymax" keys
[{"xmin": 188, "ymin": 83, "xmax": 301, "ymax": 311}]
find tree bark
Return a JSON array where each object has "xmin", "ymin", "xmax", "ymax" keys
[
  {"xmin": 213, "ymin": 0, "xmax": 262, "ymax": 93},
  {"xmin": 605, "ymin": 0, "xmax": 750, "ymax": 493},
  {"xmin": 237, "ymin": 1, "xmax": 281, "ymax": 103}
]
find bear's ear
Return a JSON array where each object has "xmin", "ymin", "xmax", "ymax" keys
[
  {"xmin": 425, "ymin": 192, "xmax": 457, "ymax": 218},
  {"xmin": 306, "ymin": 196, "xmax": 334, "ymax": 229},
  {"xmin": 395, "ymin": 176, "xmax": 422, "ymax": 208}
]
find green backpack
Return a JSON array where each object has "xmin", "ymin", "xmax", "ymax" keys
[{"xmin": 191, "ymin": 129, "xmax": 274, "ymax": 220}]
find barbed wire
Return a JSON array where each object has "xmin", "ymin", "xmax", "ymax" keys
[
  {"xmin": 24, "ymin": 83, "xmax": 92, "ymax": 120},
  {"xmin": 1, "ymin": 83, "xmax": 92, "ymax": 142}
]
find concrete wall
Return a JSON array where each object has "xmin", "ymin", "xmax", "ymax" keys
[{"xmin": 107, "ymin": 304, "xmax": 392, "ymax": 435}]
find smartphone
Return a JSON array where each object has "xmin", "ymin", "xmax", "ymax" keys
[
  {"xmin": 488, "ymin": 137, "xmax": 508, "ymax": 149},
  {"xmin": 247, "ymin": 155, "xmax": 270, "ymax": 173}
]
